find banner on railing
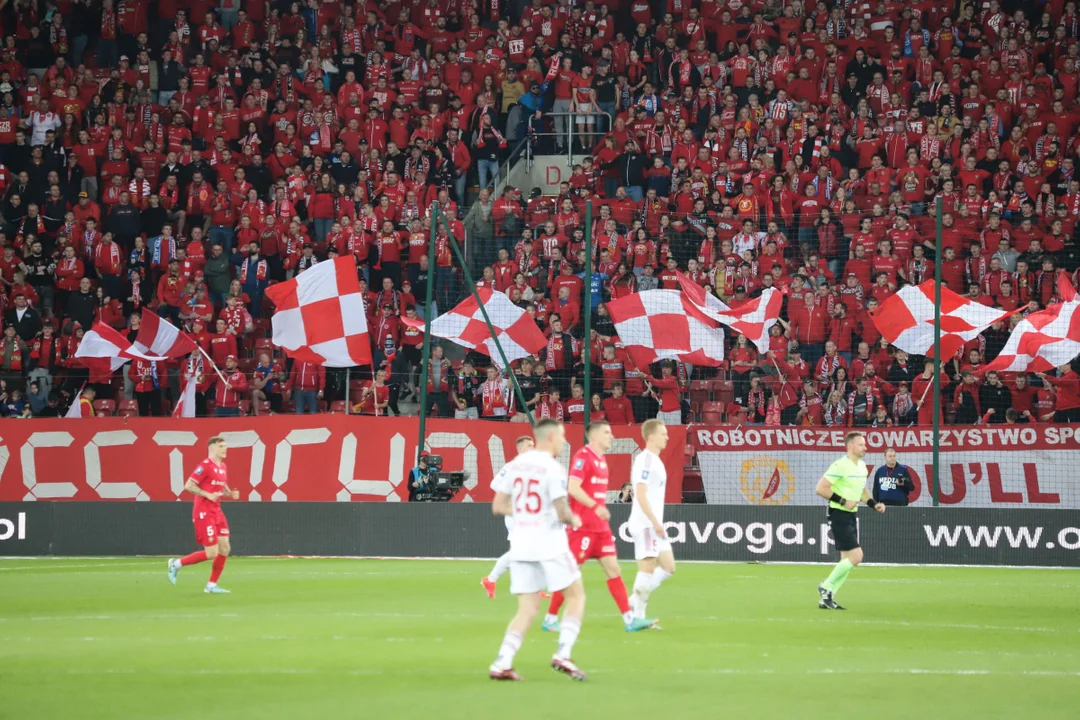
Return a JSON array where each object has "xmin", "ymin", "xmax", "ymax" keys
[
  {"xmin": 0, "ymin": 417, "xmax": 685, "ymax": 504},
  {"xmin": 689, "ymin": 425, "xmax": 1080, "ymax": 508}
]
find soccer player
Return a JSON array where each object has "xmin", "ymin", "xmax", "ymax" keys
[
  {"xmin": 815, "ymin": 431, "xmax": 886, "ymax": 610},
  {"xmin": 489, "ymin": 419, "xmax": 588, "ymax": 682},
  {"xmin": 167, "ymin": 436, "xmax": 239, "ymax": 594},
  {"xmin": 482, "ymin": 436, "xmax": 535, "ymax": 598},
  {"xmin": 542, "ymin": 421, "xmax": 656, "ymax": 633},
  {"xmin": 628, "ymin": 419, "xmax": 674, "ymax": 624}
]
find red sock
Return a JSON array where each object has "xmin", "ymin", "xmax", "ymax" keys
[
  {"xmin": 180, "ymin": 550, "xmax": 208, "ymax": 567},
  {"xmin": 607, "ymin": 576, "xmax": 631, "ymax": 614},
  {"xmin": 209, "ymin": 554, "xmax": 227, "ymax": 584},
  {"xmin": 547, "ymin": 590, "xmax": 565, "ymax": 616}
]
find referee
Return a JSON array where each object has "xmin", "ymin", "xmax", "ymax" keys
[{"xmin": 814, "ymin": 431, "xmax": 886, "ymax": 610}]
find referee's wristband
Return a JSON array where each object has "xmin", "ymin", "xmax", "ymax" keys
[
  {"xmin": 829, "ymin": 493, "xmax": 846, "ymax": 505},
  {"xmin": 867, "ymin": 499, "xmax": 880, "ymax": 509}
]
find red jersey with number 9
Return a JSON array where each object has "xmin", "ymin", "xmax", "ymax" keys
[{"xmin": 568, "ymin": 445, "xmax": 610, "ymax": 532}]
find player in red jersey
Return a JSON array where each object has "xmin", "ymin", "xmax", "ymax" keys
[
  {"xmin": 167, "ymin": 436, "xmax": 239, "ymax": 593},
  {"xmin": 541, "ymin": 421, "xmax": 656, "ymax": 632}
]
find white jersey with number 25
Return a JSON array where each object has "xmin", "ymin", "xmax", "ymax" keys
[
  {"xmin": 628, "ymin": 449, "xmax": 667, "ymax": 532},
  {"xmin": 491, "ymin": 449, "xmax": 570, "ymax": 562}
]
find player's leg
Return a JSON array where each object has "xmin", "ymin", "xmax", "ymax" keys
[
  {"xmin": 543, "ymin": 531, "xmax": 587, "ymax": 631},
  {"xmin": 595, "ymin": 552, "xmax": 635, "ymax": 628},
  {"xmin": 482, "ymin": 551, "xmax": 513, "ymax": 599},
  {"xmin": 628, "ymin": 528, "xmax": 662, "ymax": 627},
  {"xmin": 819, "ymin": 512, "xmax": 860, "ymax": 609},
  {"xmin": 168, "ymin": 517, "xmax": 219, "ymax": 584},
  {"xmin": 549, "ymin": 553, "xmax": 588, "ymax": 681},
  {"xmin": 204, "ymin": 534, "xmax": 231, "ymax": 593},
  {"xmin": 490, "ymin": 562, "xmax": 543, "ymax": 680}
]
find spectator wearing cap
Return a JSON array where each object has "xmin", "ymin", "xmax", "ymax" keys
[
  {"xmin": 213, "ymin": 355, "xmax": 249, "ymax": 417},
  {"xmin": 286, "ymin": 359, "xmax": 326, "ymax": 415}
]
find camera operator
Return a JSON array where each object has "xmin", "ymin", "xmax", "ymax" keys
[{"xmin": 408, "ymin": 451, "xmax": 434, "ymax": 502}]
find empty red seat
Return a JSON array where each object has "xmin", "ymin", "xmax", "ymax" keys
[
  {"xmin": 329, "ymin": 400, "xmax": 348, "ymax": 413},
  {"xmin": 117, "ymin": 399, "xmax": 138, "ymax": 418},
  {"xmin": 93, "ymin": 399, "xmax": 116, "ymax": 417}
]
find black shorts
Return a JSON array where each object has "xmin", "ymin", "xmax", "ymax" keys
[{"xmin": 828, "ymin": 508, "xmax": 860, "ymax": 552}]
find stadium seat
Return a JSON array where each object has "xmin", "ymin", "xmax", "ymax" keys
[
  {"xmin": 238, "ymin": 358, "xmax": 257, "ymax": 376},
  {"xmin": 253, "ymin": 338, "xmax": 275, "ymax": 358},
  {"xmin": 683, "ymin": 444, "xmax": 696, "ymax": 468},
  {"xmin": 93, "ymin": 399, "xmax": 116, "ymax": 417},
  {"xmin": 689, "ymin": 380, "xmax": 711, "ymax": 405},
  {"xmin": 252, "ymin": 318, "xmax": 272, "ymax": 338},
  {"xmin": 329, "ymin": 400, "xmax": 348, "ymax": 414},
  {"xmin": 238, "ymin": 400, "xmax": 252, "ymax": 416},
  {"xmin": 118, "ymin": 400, "xmax": 138, "ymax": 418},
  {"xmin": 700, "ymin": 401, "xmax": 724, "ymax": 425},
  {"xmin": 681, "ymin": 471, "xmax": 705, "ymax": 504},
  {"xmin": 714, "ymin": 381, "xmax": 734, "ymax": 406}
]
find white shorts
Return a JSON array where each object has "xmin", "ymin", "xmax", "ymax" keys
[
  {"xmin": 504, "ymin": 517, "xmax": 514, "ymax": 541},
  {"xmin": 575, "ymin": 104, "xmax": 595, "ymax": 124},
  {"xmin": 509, "ymin": 550, "xmax": 581, "ymax": 595},
  {"xmin": 632, "ymin": 526, "xmax": 673, "ymax": 560}
]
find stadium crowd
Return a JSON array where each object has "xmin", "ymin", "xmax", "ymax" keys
[{"xmin": 1, "ymin": 0, "xmax": 1080, "ymax": 423}]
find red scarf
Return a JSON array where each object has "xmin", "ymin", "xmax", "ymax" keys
[
  {"xmin": 239, "ymin": 257, "xmax": 268, "ymax": 284},
  {"xmin": 481, "ymin": 378, "xmax": 508, "ymax": 415}
]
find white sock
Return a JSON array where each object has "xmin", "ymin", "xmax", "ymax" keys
[
  {"xmin": 621, "ymin": 611, "xmax": 634, "ymax": 625},
  {"xmin": 632, "ymin": 572, "xmax": 652, "ymax": 618},
  {"xmin": 206, "ymin": 581, "xmax": 216, "ymax": 587},
  {"xmin": 544, "ymin": 613, "xmax": 560, "ymax": 625},
  {"xmin": 555, "ymin": 617, "xmax": 581, "ymax": 660},
  {"xmin": 493, "ymin": 630, "xmax": 523, "ymax": 670},
  {"xmin": 651, "ymin": 568, "xmax": 673, "ymax": 591},
  {"xmin": 488, "ymin": 552, "xmax": 512, "ymax": 582}
]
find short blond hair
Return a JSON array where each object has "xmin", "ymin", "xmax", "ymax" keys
[{"xmin": 641, "ymin": 419, "xmax": 665, "ymax": 441}]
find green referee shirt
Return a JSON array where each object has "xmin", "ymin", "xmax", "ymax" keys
[{"xmin": 825, "ymin": 455, "xmax": 868, "ymax": 512}]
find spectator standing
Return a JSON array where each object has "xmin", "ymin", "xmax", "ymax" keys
[{"xmin": 871, "ymin": 449, "xmax": 915, "ymax": 506}]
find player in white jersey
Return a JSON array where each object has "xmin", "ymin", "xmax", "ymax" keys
[
  {"xmin": 488, "ymin": 419, "xmax": 589, "ymax": 682},
  {"xmin": 482, "ymin": 436, "xmax": 536, "ymax": 599},
  {"xmin": 628, "ymin": 419, "xmax": 675, "ymax": 624}
]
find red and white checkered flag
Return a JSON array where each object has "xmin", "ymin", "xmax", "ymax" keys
[
  {"xmin": 267, "ymin": 257, "xmax": 372, "ymax": 367},
  {"xmin": 413, "ymin": 287, "xmax": 546, "ymax": 365},
  {"xmin": 872, "ymin": 280, "xmax": 1027, "ymax": 359},
  {"xmin": 605, "ymin": 289, "xmax": 726, "ymax": 366},
  {"xmin": 677, "ymin": 272, "xmax": 783, "ymax": 353},
  {"xmin": 983, "ymin": 272, "xmax": 1080, "ymax": 374}
]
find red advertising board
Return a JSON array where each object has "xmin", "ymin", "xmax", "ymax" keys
[
  {"xmin": 0, "ymin": 417, "xmax": 685, "ymax": 504},
  {"xmin": 688, "ymin": 424, "xmax": 1080, "ymax": 508}
]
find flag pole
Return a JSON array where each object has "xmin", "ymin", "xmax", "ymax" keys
[
  {"xmin": 583, "ymin": 199, "xmax": 593, "ymax": 426},
  {"xmin": 416, "ymin": 204, "xmax": 440, "ymax": 463},
  {"xmin": 932, "ymin": 196, "xmax": 943, "ymax": 507},
  {"xmin": 196, "ymin": 345, "xmax": 229, "ymax": 386},
  {"xmin": 432, "ymin": 205, "xmax": 534, "ymax": 427}
]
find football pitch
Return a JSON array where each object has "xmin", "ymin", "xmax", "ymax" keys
[{"xmin": 0, "ymin": 559, "xmax": 1076, "ymax": 720}]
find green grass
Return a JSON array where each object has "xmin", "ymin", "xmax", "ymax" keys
[{"xmin": 0, "ymin": 558, "xmax": 1077, "ymax": 719}]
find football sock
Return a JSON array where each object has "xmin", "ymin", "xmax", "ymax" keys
[
  {"xmin": 606, "ymin": 576, "xmax": 632, "ymax": 616},
  {"xmin": 488, "ymin": 553, "xmax": 511, "ymax": 583},
  {"xmin": 179, "ymin": 550, "xmax": 208, "ymax": 567},
  {"xmin": 651, "ymin": 568, "xmax": 673, "ymax": 591},
  {"xmin": 547, "ymin": 591, "xmax": 565, "ymax": 617},
  {"xmin": 555, "ymin": 618, "xmax": 581, "ymax": 660},
  {"xmin": 822, "ymin": 559, "xmax": 854, "ymax": 594},
  {"xmin": 632, "ymin": 572, "xmax": 652, "ymax": 618},
  {"xmin": 494, "ymin": 630, "xmax": 523, "ymax": 670},
  {"xmin": 209, "ymin": 554, "xmax": 227, "ymax": 584}
]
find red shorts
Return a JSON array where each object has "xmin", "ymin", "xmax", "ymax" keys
[
  {"xmin": 193, "ymin": 507, "xmax": 229, "ymax": 547},
  {"xmin": 567, "ymin": 526, "xmax": 617, "ymax": 564}
]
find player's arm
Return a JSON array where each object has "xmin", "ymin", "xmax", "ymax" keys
[
  {"xmin": 567, "ymin": 475, "xmax": 611, "ymax": 521},
  {"xmin": 183, "ymin": 477, "xmax": 220, "ymax": 502},
  {"xmin": 552, "ymin": 496, "xmax": 581, "ymax": 529},
  {"xmin": 861, "ymin": 486, "xmax": 885, "ymax": 512},
  {"xmin": 222, "ymin": 484, "xmax": 240, "ymax": 500},
  {"xmin": 492, "ymin": 492, "xmax": 512, "ymax": 517},
  {"xmin": 814, "ymin": 472, "xmax": 857, "ymax": 510}
]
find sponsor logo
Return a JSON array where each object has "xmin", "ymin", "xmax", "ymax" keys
[
  {"xmin": 0, "ymin": 512, "xmax": 26, "ymax": 541},
  {"xmin": 739, "ymin": 456, "xmax": 795, "ymax": 505},
  {"xmin": 573, "ymin": 459, "xmax": 584, "ymax": 470}
]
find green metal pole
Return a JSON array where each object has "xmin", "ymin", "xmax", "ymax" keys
[
  {"xmin": 583, "ymin": 199, "xmax": 593, "ymax": 426},
  {"xmin": 433, "ymin": 206, "xmax": 535, "ymax": 427},
  {"xmin": 415, "ymin": 203, "xmax": 440, "ymax": 464},
  {"xmin": 932, "ymin": 195, "xmax": 943, "ymax": 507}
]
